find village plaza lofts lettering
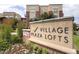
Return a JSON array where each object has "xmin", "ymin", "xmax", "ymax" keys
[
  {"xmin": 31, "ymin": 26, "xmax": 69, "ymax": 43},
  {"xmin": 40, "ymin": 27, "xmax": 68, "ymax": 34}
]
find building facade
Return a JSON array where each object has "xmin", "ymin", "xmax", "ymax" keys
[
  {"xmin": 26, "ymin": 4, "xmax": 63, "ymax": 20},
  {"xmin": 0, "ymin": 12, "xmax": 21, "ymax": 20},
  {"xmin": 3, "ymin": 12, "xmax": 21, "ymax": 20}
]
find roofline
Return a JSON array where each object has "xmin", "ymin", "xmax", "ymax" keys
[
  {"xmin": 49, "ymin": 4, "xmax": 63, "ymax": 5},
  {"xmin": 40, "ymin": 5, "xmax": 48, "ymax": 7},
  {"xmin": 27, "ymin": 4, "xmax": 39, "ymax": 6},
  {"xmin": 26, "ymin": 4, "xmax": 63, "ymax": 6}
]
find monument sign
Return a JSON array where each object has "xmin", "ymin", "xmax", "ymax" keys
[{"xmin": 29, "ymin": 17, "xmax": 76, "ymax": 54}]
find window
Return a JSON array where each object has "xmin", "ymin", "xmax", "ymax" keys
[
  {"xmin": 30, "ymin": 12, "xmax": 36, "ymax": 19},
  {"xmin": 53, "ymin": 8, "xmax": 58, "ymax": 14}
]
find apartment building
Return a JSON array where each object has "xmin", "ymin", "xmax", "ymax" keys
[
  {"xmin": 3, "ymin": 12, "xmax": 21, "ymax": 20},
  {"xmin": 0, "ymin": 13, "xmax": 3, "ymax": 17},
  {"xmin": 26, "ymin": 5, "xmax": 40, "ymax": 20},
  {"xmin": 0, "ymin": 12, "xmax": 21, "ymax": 20},
  {"xmin": 26, "ymin": 4, "xmax": 63, "ymax": 20}
]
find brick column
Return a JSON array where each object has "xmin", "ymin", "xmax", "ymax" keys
[
  {"xmin": 48, "ymin": 11, "xmax": 53, "ymax": 15},
  {"xmin": 36, "ymin": 11, "xmax": 40, "ymax": 18},
  {"xmin": 59, "ymin": 11, "xmax": 64, "ymax": 17},
  {"xmin": 26, "ymin": 11, "xmax": 29, "ymax": 20}
]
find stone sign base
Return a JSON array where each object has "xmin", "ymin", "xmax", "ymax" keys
[
  {"xmin": 29, "ymin": 38, "xmax": 76, "ymax": 54},
  {"xmin": 30, "ymin": 41, "xmax": 66, "ymax": 54}
]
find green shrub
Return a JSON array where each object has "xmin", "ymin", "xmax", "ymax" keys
[
  {"xmin": 32, "ymin": 45, "xmax": 38, "ymax": 53},
  {"xmin": 11, "ymin": 35, "xmax": 23, "ymax": 44},
  {"xmin": 42, "ymin": 48, "xmax": 48, "ymax": 54},
  {"xmin": 73, "ymin": 31, "xmax": 77, "ymax": 35},
  {"xmin": 0, "ymin": 24, "xmax": 12, "ymax": 41},
  {"xmin": 0, "ymin": 40, "xmax": 10, "ymax": 51},
  {"xmin": 37, "ymin": 48, "xmax": 42, "ymax": 54},
  {"xmin": 17, "ymin": 26, "xmax": 23, "ymax": 38},
  {"xmin": 26, "ymin": 42, "xmax": 48, "ymax": 54}
]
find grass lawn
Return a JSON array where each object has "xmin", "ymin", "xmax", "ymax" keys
[{"xmin": 73, "ymin": 35, "xmax": 79, "ymax": 50}]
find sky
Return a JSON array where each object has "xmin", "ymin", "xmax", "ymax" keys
[{"xmin": 0, "ymin": 0, "xmax": 79, "ymax": 24}]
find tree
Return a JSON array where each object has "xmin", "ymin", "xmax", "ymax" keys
[
  {"xmin": 17, "ymin": 20, "xmax": 27, "ymax": 29},
  {"xmin": 48, "ymin": 11, "xmax": 56, "ymax": 18},
  {"xmin": 73, "ymin": 23, "xmax": 77, "ymax": 31},
  {"xmin": 12, "ymin": 18, "xmax": 18, "ymax": 30},
  {"xmin": 36, "ymin": 12, "xmax": 56, "ymax": 21},
  {"xmin": 73, "ymin": 23, "xmax": 77, "ymax": 35},
  {"xmin": 41, "ymin": 12, "xmax": 49, "ymax": 19}
]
